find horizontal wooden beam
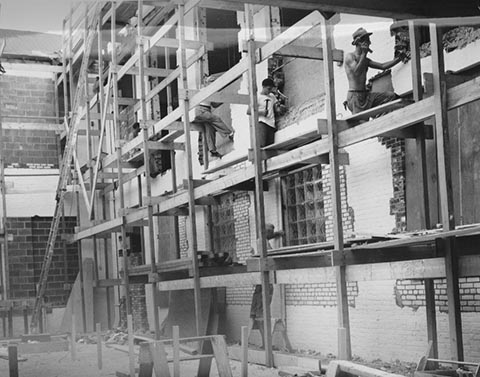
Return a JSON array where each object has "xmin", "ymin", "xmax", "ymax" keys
[
  {"xmin": 200, "ymin": 0, "xmax": 429, "ymax": 19},
  {"xmin": 243, "ymin": 41, "xmax": 344, "ymax": 63},
  {"xmin": 154, "ymin": 37, "xmax": 214, "ymax": 51},
  {"xmin": 121, "ymin": 66, "xmax": 174, "ymax": 77},
  {"xmin": 146, "ymin": 141, "xmax": 185, "ymax": 151},
  {"xmin": 200, "ymin": 0, "xmax": 245, "ymax": 11}
]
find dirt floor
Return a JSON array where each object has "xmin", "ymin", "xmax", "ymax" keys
[{"xmin": 0, "ymin": 343, "xmax": 281, "ymax": 377}]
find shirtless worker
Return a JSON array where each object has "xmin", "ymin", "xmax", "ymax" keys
[{"xmin": 345, "ymin": 27, "xmax": 405, "ymax": 114}]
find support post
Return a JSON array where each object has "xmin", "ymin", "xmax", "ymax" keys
[
  {"xmin": 23, "ymin": 305, "xmax": 28, "ymax": 335},
  {"xmin": 7, "ymin": 304, "xmax": 13, "ymax": 338},
  {"xmin": 163, "ymin": 45, "xmax": 181, "ymax": 260},
  {"xmin": 137, "ymin": 0, "xmax": 161, "ymax": 340},
  {"xmin": 173, "ymin": 325, "xmax": 180, "ymax": 377},
  {"xmin": 127, "ymin": 314, "xmax": 135, "ymax": 377},
  {"xmin": 0, "ymin": 102, "xmax": 9, "ymax": 301},
  {"xmin": 177, "ymin": 2, "xmax": 202, "ymax": 336},
  {"xmin": 111, "ymin": 0, "xmax": 132, "ymax": 320},
  {"xmin": 97, "ymin": 323, "xmax": 103, "ymax": 370},
  {"xmin": 241, "ymin": 325, "xmax": 249, "ymax": 377},
  {"xmin": 320, "ymin": 14, "xmax": 351, "ymax": 360},
  {"xmin": 409, "ymin": 20, "xmax": 438, "ymax": 359},
  {"xmin": 71, "ymin": 313, "xmax": 77, "ymax": 361},
  {"xmin": 245, "ymin": 4, "xmax": 273, "ymax": 367},
  {"xmin": 430, "ymin": 22, "xmax": 463, "ymax": 361},
  {"xmin": 8, "ymin": 345, "xmax": 18, "ymax": 377}
]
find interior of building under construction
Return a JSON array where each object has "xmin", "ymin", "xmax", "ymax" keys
[{"xmin": 1, "ymin": 0, "xmax": 480, "ymax": 376}]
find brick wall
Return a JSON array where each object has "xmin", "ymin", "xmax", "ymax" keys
[
  {"xmin": 226, "ymin": 285, "xmax": 254, "ymax": 306},
  {"xmin": 0, "ymin": 75, "xmax": 56, "ymax": 122},
  {"xmin": 2, "ymin": 129, "xmax": 59, "ymax": 169},
  {"xmin": 178, "ymin": 216, "xmax": 189, "ymax": 259},
  {"xmin": 7, "ymin": 216, "xmax": 78, "ymax": 307},
  {"xmin": 232, "ymin": 192, "xmax": 251, "ymax": 263},
  {"xmin": 225, "ymin": 279, "xmax": 480, "ymax": 361},
  {"xmin": 0, "ymin": 74, "xmax": 59, "ymax": 169},
  {"xmin": 285, "ymin": 282, "xmax": 359, "ymax": 307},
  {"xmin": 380, "ymin": 137, "xmax": 407, "ymax": 233},
  {"xmin": 119, "ymin": 253, "xmax": 150, "ymax": 331},
  {"xmin": 323, "ymin": 165, "xmax": 355, "ymax": 241},
  {"xmin": 396, "ymin": 278, "xmax": 480, "ymax": 313},
  {"xmin": 345, "ymin": 139, "xmax": 396, "ymax": 234}
]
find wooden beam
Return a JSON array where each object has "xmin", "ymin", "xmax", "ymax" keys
[
  {"xmin": 154, "ymin": 37, "xmax": 213, "ymax": 51},
  {"xmin": 200, "ymin": 0, "xmax": 244, "ymax": 11},
  {"xmin": 146, "ymin": 141, "xmax": 185, "ymax": 151},
  {"xmin": 203, "ymin": 0, "xmax": 424, "ymax": 19},
  {"xmin": 121, "ymin": 66, "xmax": 174, "ymax": 77},
  {"xmin": 321, "ymin": 14, "xmax": 351, "ymax": 361},
  {"xmin": 409, "ymin": 20, "xmax": 436, "ymax": 360},
  {"xmin": 244, "ymin": 41, "xmax": 344, "ymax": 63},
  {"xmin": 430, "ymin": 22, "xmax": 463, "ymax": 361}
]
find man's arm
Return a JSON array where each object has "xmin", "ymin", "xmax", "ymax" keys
[
  {"xmin": 345, "ymin": 51, "xmax": 369, "ymax": 76},
  {"xmin": 368, "ymin": 55, "xmax": 403, "ymax": 71}
]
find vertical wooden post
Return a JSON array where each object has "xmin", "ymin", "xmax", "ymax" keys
[
  {"xmin": 137, "ymin": 0, "xmax": 161, "ymax": 340},
  {"xmin": 111, "ymin": 0, "xmax": 132, "ymax": 320},
  {"xmin": 177, "ymin": 2, "xmax": 203, "ymax": 336},
  {"xmin": 241, "ymin": 325, "xmax": 249, "ymax": 377},
  {"xmin": 71, "ymin": 313, "xmax": 77, "ymax": 361},
  {"xmin": 430, "ymin": 22, "xmax": 463, "ymax": 361},
  {"xmin": 23, "ymin": 305, "xmax": 28, "ymax": 335},
  {"xmin": 8, "ymin": 345, "xmax": 18, "ymax": 377},
  {"xmin": 96, "ymin": 323, "xmax": 103, "ymax": 370},
  {"xmin": 127, "ymin": 314, "xmax": 135, "ymax": 377},
  {"xmin": 7, "ymin": 304, "xmax": 13, "ymax": 338},
  {"xmin": 173, "ymin": 325, "xmax": 180, "ymax": 377},
  {"xmin": 0, "ymin": 102, "xmax": 9, "ymax": 301},
  {"xmin": 74, "ymin": 168, "xmax": 87, "ymax": 334},
  {"xmin": 2, "ymin": 311, "xmax": 6, "ymax": 337},
  {"xmin": 163, "ymin": 45, "xmax": 181, "ymax": 259},
  {"xmin": 320, "ymin": 14, "xmax": 351, "ymax": 360},
  {"xmin": 245, "ymin": 4, "xmax": 273, "ymax": 367},
  {"xmin": 409, "ymin": 20, "xmax": 438, "ymax": 360}
]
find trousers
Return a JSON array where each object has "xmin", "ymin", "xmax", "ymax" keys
[
  {"xmin": 193, "ymin": 107, "xmax": 234, "ymax": 152},
  {"xmin": 346, "ymin": 90, "xmax": 398, "ymax": 114},
  {"xmin": 258, "ymin": 121, "xmax": 275, "ymax": 148}
]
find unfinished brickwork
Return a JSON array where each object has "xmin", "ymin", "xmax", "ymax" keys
[
  {"xmin": 395, "ymin": 278, "xmax": 480, "ymax": 312},
  {"xmin": 178, "ymin": 216, "xmax": 189, "ymax": 259},
  {"xmin": 380, "ymin": 137, "xmax": 407, "ymax": 233},
  {"xmin": 285, "ymin": 282, "xmax": 359, "ymax": 307},
  {"xmin": 120, "ymin": 253, "xmax": 149, "ymax": 331},
  {"xmin": 231, "ymin": 192, "xmax": 251, "ymax": 263},
  {"xmin": 323, "ymin": 165, "xmax": 355, "ymax": 240},
  {"xmin": 7, "ymin": 216, "xmax": 78, "ymax": 306}
]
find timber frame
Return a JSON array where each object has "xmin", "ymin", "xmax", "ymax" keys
[{"xmin": 50, "ymin": 0, "xmax": 480, "ymax": 368}]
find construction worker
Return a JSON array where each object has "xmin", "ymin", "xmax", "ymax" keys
[
  {"xmin": 193, "ymin": 76, "xmax": 235, "ymax": 158},
  {"xmin": 248, "ymin": 223, "xmax": 283, "ymax": 348},
  {"xmin": 344, "ymin": 27, "xmax": 406, "ymax": 114}
]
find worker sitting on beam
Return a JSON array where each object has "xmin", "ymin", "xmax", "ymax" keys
[{"xmin": 193, "ymin": 76, "xmax": 235, "ymax": 159}]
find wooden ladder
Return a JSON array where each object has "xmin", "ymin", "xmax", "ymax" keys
[{"xmin": 29, "ymin": 3, "xmax": 101, "ymax": 333}]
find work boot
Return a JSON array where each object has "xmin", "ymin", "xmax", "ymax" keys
[{"xmin": 210, "ymin": 150, "xmax": 222, "ymax": 158}]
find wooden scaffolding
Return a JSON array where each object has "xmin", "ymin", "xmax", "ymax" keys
[{"xmin": 38, "ymin": 0, "xmax": 480, "ymax": 369}]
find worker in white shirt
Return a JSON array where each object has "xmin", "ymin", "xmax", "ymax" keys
[{"xmin": 257, "ymin": 78, "xmax": 278, "ymax": 147}]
